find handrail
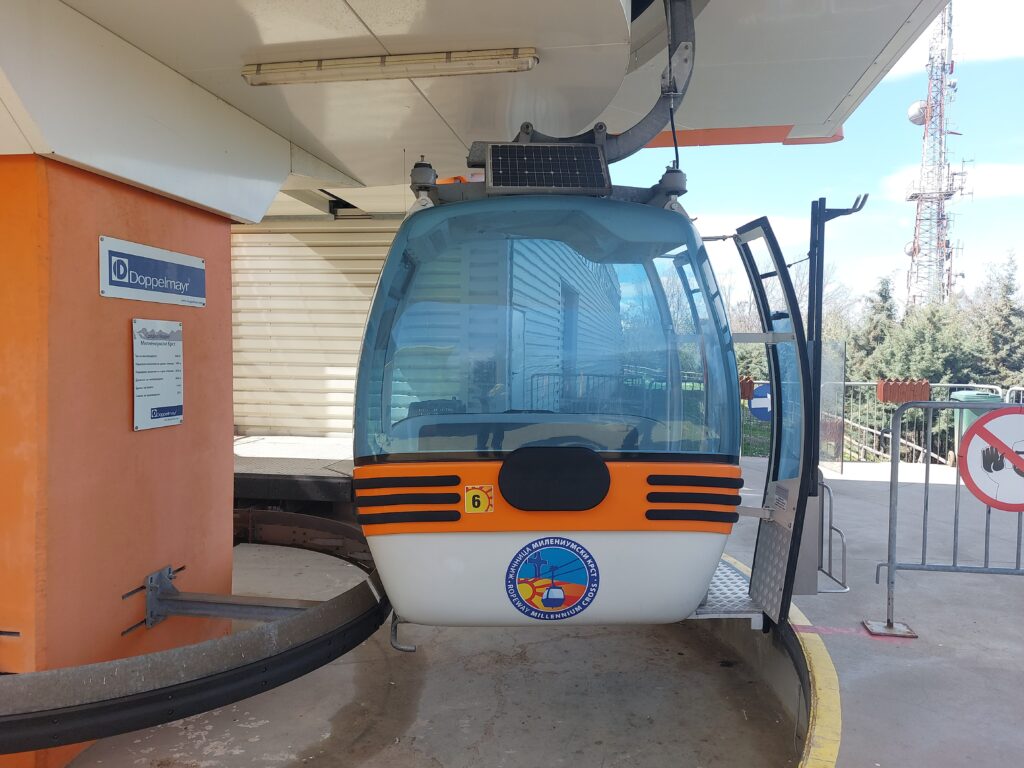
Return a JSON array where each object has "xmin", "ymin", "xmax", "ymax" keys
[{"xmin": 841, "ymin": 416, "xmax": 947, "ymax": 464}]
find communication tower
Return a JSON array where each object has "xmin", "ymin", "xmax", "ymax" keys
[{"xmin": 905, "ymin": 2, "xmax": 966, "ymax": 306}]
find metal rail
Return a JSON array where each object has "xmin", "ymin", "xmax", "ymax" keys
[
  {"xmin": 840, "ymin": 382, "xmax": 1003, "ymax": 464},
  {"xmin": 864, "ymin": 401, "xmax": 1024, "ymax": 637},
  {"xmin": 817, "ymin": 479, "xmax": 848, "ymax": 592},
  {"xmin": 842, "ymin": 416, "xmax": 946, "ymax": 464}
]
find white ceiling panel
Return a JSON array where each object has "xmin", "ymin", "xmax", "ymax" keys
[
  {"xmin": 600, "ymin": 0, "xmax": 948, "ymax": 139},
  {"xmin": 3, "ymin": 0, "xmax": 290, "ymax": 222},
  {"xmin": 0, "ymin": 98, "xmax": 33, "ymax": 154},
  {"xmin": 63, "ymin": 0, "xmax": 631, "ymax": 186},
  {"xmin": 53, "ymin": 0, "xmax": 947, "ymax": 201},
  {"xmin": 413, "ymin": 44, "xmax": 631, "ymax": 144},
  {"xmin": 345, "ymin": 0, "xmax": 629, "ymax": 52},
  {"xmin": 72, "ymin": 0, "xmax": 385, "ymax": 72},
  {"xmin": 176, "ymin": 72, "xmax": 470, "ymax": 186}
]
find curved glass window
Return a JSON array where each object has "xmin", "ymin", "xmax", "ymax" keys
[{"xmin": 354, "ymin": 196, "xmax": 739, "ymax": 460}]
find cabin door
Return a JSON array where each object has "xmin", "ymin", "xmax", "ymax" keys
[{"xmin": 731, "ymin": 218, "xmax": 813, "ymax": 625}]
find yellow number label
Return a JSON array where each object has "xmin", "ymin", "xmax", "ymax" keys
[{"xmin": 464, "ymin": 485, "xmax": 494, "ymax": 514}]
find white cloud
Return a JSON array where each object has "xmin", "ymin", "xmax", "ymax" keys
[
  {"xmin": 881, "ymin": 165, "xmax": 920, "ymax": 203},
  {"xmin": 887, "ymin": 1, "xmax": 1024, "ymax": 79},
  {"xmin": 882, "ymin": 163, "xmax": 1024, "ymax": 203},
  {"xmin": 967, "ymin": 164, "xmax": 1024, "ymax": 199}
]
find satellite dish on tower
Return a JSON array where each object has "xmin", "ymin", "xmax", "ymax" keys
[{"xmin": 907, "ymin": 100, "xmax": 927, "ymax": 126}]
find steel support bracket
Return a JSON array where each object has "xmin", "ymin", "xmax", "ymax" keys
[
  {"xmin": 126, "ymin": 566, "xmax": 323, "ymax": 634},
  {"xmin": 736, "ymin": 505, "xmax": 773, "ymax": 520},
  {"xmin": 145, "ymin": 566, "xmax": 178, "ymax": 629},
  {"xmin": 731, "ymin": 332, "xmax": 798, "ymax": 345},
  {"xmin": 390, "ymin": 613, "xmax": 417, "ymax": 653}
]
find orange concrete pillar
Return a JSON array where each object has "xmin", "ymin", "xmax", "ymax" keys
[{"xmin": 0, "ymin": 156, "xmax": 234, "ymax": 767}]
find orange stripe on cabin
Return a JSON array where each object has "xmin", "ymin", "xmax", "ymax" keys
[{"xmin": 354, "ymin": 461, "xmax": 741, "ymax": 536}]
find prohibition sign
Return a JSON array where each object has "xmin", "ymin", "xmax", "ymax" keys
[{"xmin": 957, "ymin": 406, "xmax": 1024, "ymax": 512}]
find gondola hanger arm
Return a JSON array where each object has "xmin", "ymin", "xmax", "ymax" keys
[{"xmin": 468, "ymin": 0, "xmax": 695, "ymax": 166}]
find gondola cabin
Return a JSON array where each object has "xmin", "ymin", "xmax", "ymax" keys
[{"xmin": 354, "ymin": 193, "xmax": 744, "ymax": 626}]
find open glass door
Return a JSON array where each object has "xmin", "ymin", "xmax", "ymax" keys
[{"xmin": 732, "ymin": 218, "xmax": 813, "ymax": 625}]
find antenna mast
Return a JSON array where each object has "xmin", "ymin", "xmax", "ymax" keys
[{"xmin": 905, "ymin": 2, "xmax": 966, "ymax": 307}]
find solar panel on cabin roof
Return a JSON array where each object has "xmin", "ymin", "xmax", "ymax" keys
[{"xmin": 487, "ymin": 143, "xmax": 611, "ymax": 195}]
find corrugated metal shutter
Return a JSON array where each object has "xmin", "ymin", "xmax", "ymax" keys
[{"xmin": 231, "ymin": 216, "xmax": 400, "ymax": 438}]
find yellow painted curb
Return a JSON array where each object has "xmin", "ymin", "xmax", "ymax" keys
[{"xmin": 722, "ymin": 555, "xmax": 841, "ymax": 768}]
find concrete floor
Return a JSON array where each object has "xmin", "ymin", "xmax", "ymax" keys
[
  {"xmin": 72, "ymin": 545, "xmax": 798, "ymax": 768},
  {"xmin": 727, "ymin": 458, "xmax": 1024, "ymax": 768},
  {"xmin": 72, "ymin": 451, "xmax": 1024, "ymax": 768}
]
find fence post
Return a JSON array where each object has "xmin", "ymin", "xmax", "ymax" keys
[{"xmin": 864, "ymin": 402, "xmax": 919, "ymax": 637}]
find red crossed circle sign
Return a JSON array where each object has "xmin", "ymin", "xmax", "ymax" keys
[{"xmin": 958, "ymin": 406, "xmax": 1024, "ymax": 512}]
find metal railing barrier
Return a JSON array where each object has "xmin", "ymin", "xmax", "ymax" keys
[
  {"xmin": 817, "ymin": 475, "xmax": 847, "ymax": 592},
  {"xmin": 864, "ymin": 401, "xmax": 1024, "ymax": 637},
  {"xmin": 842, "ymin": 382, "xmax": 1002, "ymax": 465}
]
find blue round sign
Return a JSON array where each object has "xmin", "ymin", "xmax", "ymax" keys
[
  {"xmin": 748, "ymin": 382, "xmax": 772, "ymax": 422},
  {"xmin": 505, "ymin": 537, "xmax": 599, "ymax": 621}
]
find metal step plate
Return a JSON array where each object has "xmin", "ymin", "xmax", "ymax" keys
[{"xmin": 690, "ymin": 560, "xmax": 763, "ymax": 630}]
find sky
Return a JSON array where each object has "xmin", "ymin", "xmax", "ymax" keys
[{"xmin": 610, "ymin": 1, "xmax": 1024, "ymax": 311}]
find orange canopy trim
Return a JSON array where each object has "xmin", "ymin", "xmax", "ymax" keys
[{"xmin": 647, "ymin": 125, "xmax": 844, "ymax": 148}]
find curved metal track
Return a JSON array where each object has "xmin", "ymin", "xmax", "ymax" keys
[{"xmin": 0, "ymin": 512, "xmax": 390, "ymax": 755}]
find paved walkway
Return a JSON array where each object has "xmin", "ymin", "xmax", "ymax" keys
[
  {"xmin": 728, "ymin": 459, "xmax": 1024, "ymax": 768},
  {"xmin": 71, "ymin": 452, "xmax": 1023, "ymax": 767},
  {"xmin": 72, "ymin": 545, "xmax": 797, "ymax": 768}
]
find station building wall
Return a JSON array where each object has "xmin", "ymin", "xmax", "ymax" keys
[
  {"xmin": 0, "ymin": 155, "xmax": 233, "ymax": 768},
  {"xmin": 230, "ymin": 217, "xmax": 399, "ymax": 441}
]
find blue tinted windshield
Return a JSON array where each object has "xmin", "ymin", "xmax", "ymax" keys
[{"xmin": 354, "ymin": 196, "xmax": 739, "ymax": 459}]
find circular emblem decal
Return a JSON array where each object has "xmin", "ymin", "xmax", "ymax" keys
[{"xmin": 505, "ymin": 537, "xmax": 599, "ymax": 620}]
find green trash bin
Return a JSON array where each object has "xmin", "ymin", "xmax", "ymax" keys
[{"xmin": 949, "ymin": 390, "xmax": 1003, "ymax": 449}]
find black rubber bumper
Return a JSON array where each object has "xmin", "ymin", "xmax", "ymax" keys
[{"xmin": 0, "ymin": 596, "xmax": 390, "ymax": 754}]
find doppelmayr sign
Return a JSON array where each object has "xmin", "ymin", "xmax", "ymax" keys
[{"xmin": 99, "ymin": 236, "xmax": 206, "ymax": 307}]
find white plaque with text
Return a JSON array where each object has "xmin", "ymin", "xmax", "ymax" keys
[{"xmin": 132, "ymin": 319, "xmax": 184, "ymax": 431}]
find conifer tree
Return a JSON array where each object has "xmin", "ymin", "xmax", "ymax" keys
[
  {"xmin": 969, "ymin": 255, "xmax": 1024, "ymax": 386},
  {"xmin": 882, "ymin": 299, "xmax": 982, "ymax": 382},
  {"xmin": 848, "ymin": 278, "xmax": 898, "ymax": 380}
]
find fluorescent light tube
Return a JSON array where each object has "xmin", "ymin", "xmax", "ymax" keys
[{"xmin": 242, "ymin": 48, "xmax": 538, "ymax": 85}]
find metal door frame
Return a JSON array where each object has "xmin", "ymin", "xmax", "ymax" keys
[{"xmin": 732, "ymin": 218, "xmax": 814, "ymax": 625}]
